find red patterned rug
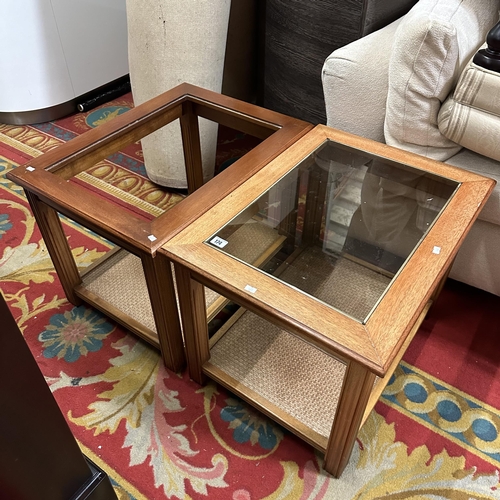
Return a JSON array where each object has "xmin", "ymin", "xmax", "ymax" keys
[{"xmin": 1, "ymin": 95, "xmax": 499, "ymax": 499}]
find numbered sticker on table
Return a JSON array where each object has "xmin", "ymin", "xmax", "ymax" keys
[{"xmin": 210, "ymin": 236, "xmax": 228, "ymax": 249}]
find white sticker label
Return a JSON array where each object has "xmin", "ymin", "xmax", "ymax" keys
[
  {"xmin": 210, "ymin": 236, "xmax": 228, "ymax": 248},
  {"xmin": 26, "ymin": 166, "xmax": 35, "ymax": 172},
  {"xmin": 148, "ymin": 234, "xmax": 157, "ymax": 242},
  {"xmin": 245, "ymin": 285, "xmax": 257, "ymax": 293},
  {"xmin": 432, "ymin": 246, "xmax": 441, "ymax": 255}
]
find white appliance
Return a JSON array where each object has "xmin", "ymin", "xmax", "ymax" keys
[{"xmin": 0, "ymin": 0, "xmax": 129, "ymax": 124}]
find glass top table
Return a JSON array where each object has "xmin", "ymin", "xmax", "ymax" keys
[
  {"xmin": 162, "ymin": 124, "xmax": 494, "ymax": 478},
  {"xmin": 204, "ymin": 138, "xmax": 459, "ymax": 323},
  {"xmin": 6, "ymin": 84, "xmax": 312, "ymax": 373}
]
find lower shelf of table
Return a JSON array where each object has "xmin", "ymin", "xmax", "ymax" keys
[
  {"xmin": 73, "ymin": 217, "xmax": 286, "ymax": 349},
  {"xmin": 203, "ymin": 300, "xmax": 431, "ymax": 453},
  {"xmin": 75, "ymin": 248, "xmax": 159, "ymax": 346},
  {"xmin": 204, "ymin": 308, "xmax": 348, "ymax": 451},
  {"xmin": 75, "ymin": 248, "xmax": 225, "ymax": 348}
]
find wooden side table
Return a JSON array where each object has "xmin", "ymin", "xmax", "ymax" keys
[
  {"xmin": 6, "ymin": 83, "xmax": 312, "ymax": 372},
  {"xmin": 162, "ymin": 125, "xmax": 494, "ymax": 476}
]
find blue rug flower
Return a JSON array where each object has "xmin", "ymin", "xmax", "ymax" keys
[
  {"xmin": 221, "ymin": 399, "xmax": 283, "ymax": 449},
  {"xmin": 0, "ymin": 213, "xmax": 13, "ymax": 238},
  {"xmin": 39, "ymin": 306, "xmax": 114, "ymax": 362}
]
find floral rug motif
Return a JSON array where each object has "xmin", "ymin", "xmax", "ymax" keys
[{"xmin": 1, "ymin": 95, "xmax": 499, "ymax": 499}]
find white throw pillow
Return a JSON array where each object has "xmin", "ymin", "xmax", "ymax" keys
[{"xmin": 384, "ymin": 0, "xmax": 499, "ymax": 161}]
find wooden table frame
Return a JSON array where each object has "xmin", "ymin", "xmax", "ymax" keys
[
  {"xmin": 162, "ymin": 125, "xmax": 494, "ymax": 477},
  {"xmin": 6, "ymin": 83, "xmax": 312, "ymax": 372}
]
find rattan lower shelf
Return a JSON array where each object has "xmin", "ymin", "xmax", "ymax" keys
[
  {"xmin": 204, "ymin": 308, "xmax": 348, "ymax": 451},
  {"xmin": 74, "ymin": 219, "xmax": 287, "ymax": 349},
  {"xmin": 75, "ymin": 249, "xmax": 223, "ymax": 347},
  {"xmin": 75, "ymin": 249, "xmax": 159, "ymax": 346}
]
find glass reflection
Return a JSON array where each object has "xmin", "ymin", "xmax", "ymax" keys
[{"xmin": 206, "ymin": 140, "xmax": 458, "ymax": 322}]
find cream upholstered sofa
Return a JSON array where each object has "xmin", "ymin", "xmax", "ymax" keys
[{"xmin": 322, "ymin": 0, "xmax": 500, "ymax": 296}]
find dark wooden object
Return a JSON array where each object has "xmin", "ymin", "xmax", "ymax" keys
[
  {"xmin": 473, "ymin": 20, "xmax": 500, "ymax": 73},
  {"xmin": 0, "ymin": 293, "xmax": 117, "ymax": 500},
  {"xmin": 263, "ymin": 0, "xmax": 418, "ymax": 124}
]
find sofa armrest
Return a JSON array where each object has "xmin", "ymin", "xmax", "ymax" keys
[{"xmin": 322, "ymin": 18, "xmax": 402, "ymax": 142}]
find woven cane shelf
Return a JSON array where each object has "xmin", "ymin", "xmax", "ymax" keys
[
  {"xmin": 76, "ymin": 249, "xmax": 159, "ymax": 346},
  {"xmin": 203, "ymin": 246, "xmax": 394, "ymax": 451},
  {"xmin": 76, "ymin": 249, "xmax": 225, "ymax": 346},
  {"xmin": 75, "ymin": 221, "xmax": 286, "ymax": 347},
  {"xmin": 205, "ymin": 308, "xmax": 346, "ymax": 451},
  {"xmin": 277, "ymin": 246, "xmax": 392, "ymax": 322}
]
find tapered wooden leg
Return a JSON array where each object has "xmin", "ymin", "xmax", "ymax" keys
[
  {"xmin": 25, "ymin": 191, "xmax": 82, "ymax": 305},
  {"xmin": 324, "ymin": 361, "xmax": 376, "ymax": 477},
  {"xmin": 180, "ymin": 101, "xmax": 204, "ymax": 194},
  {"xmin": 141, "ymin": 253, "xmax": 186, "ymax": 372},
  {"xmin": 173, "ymin": 263, "xmax": 209, "ymax": 384}
]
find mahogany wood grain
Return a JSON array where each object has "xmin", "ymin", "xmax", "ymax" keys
[
  {"xmin": 25, "ymin": 191, "xmax": 82, "ymax": 305},
  {"xmin": 17, "ymin": 168, "xmax": 154, "ymax": 254},
  {"xmin": 51, "ymin": 106, "xmax": 183, "ymax": 180},
  {"xmin": 16, "ymin": 83, "xmax": 293, "ymax": 175},
  {"xmin": 161, "ymin": 128, "xmax": 331, "ymax": 251},
  {"xmin": 174, "ymin": 263, "xmax": 209, "ymax": 384},
  {"xmin": 193, "ymin": 102, "xmax": 277, "ymax": 140},
  {"xmin": 6, "ymin": 83, "xmax": 312, "ymax": 377},
  {"xmin": 8, "ymin": 84, "xmax": 312, "ymax": 259},
  {"xmin": 22, "ymin": 88, "xmax": 187, "ymax": 173},
  {"xmin": 149, "ymin": 124, "xmax": 313, "ymax": 250},
  {"xmin": 141, "ymin": 254, "xmax": 185, "ymax": 372}
]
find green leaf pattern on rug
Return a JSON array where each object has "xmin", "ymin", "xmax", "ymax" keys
[{"xmin": 67, "ymin": 340, "xmax": 229, "ymax": 498}]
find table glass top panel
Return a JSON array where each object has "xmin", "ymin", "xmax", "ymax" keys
[
  {"xmin": 49, "ymin": 124, "xmax": 262, "ymax": 223},
  {"xmin": 205, "ymin": 139, "xmax": 459, "ymax": 323}
]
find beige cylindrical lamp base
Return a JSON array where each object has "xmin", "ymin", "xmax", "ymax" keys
[{"xmin": 126, "ymin": 0, "xmax": 231, "ymax": 188}]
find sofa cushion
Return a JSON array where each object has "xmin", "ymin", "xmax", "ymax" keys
[
  {"xmin": 446, "ymin": 148, "xmax": 500, "ymax": 226},
  {"xmin": 438, "ymin": 46, "xmax": 500, "ymax": 162},
  {"xmin": 384, "ymin": 0, "xmax": 499, "ymax": 161}
]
